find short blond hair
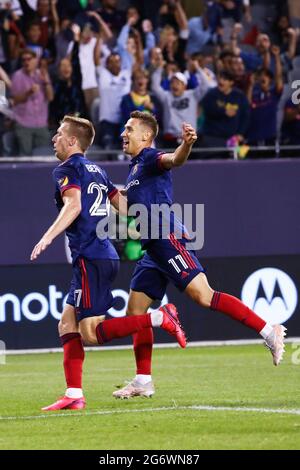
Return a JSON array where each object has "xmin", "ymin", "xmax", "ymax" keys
[{"xmin": 62, "ymin": 115, "xmax": 95, "ymax": 152}]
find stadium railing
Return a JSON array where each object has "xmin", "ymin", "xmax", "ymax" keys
[{"xmin": 0, "ymin": 145, "xmax": 300, "ymax": 162}]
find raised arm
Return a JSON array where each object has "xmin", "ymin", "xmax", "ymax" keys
[
  {"xmin": 50, "ymin": 0, "xmax": 60, "ymax": 35},
  {"xmin": 151, "ymin": 64, "xmax": 168, "ymax": 103},
  {"xmin": 173, "ymin": 0, "xmax": 188, "ymax": 32},
  {"xmin": 30, "ymin": 188, "xmax": 81, "ymax": 260},
  {"xmin": 271, "ymin": 45, "xmax": 283, "ymax": 92},
  {"xmin": 87, "ymin": 11, "xmax": 113, "ymax": 43},
  {"xmin": 193, "ymin": 64, "xmax": 216, "ymax": 100},
  {"xmin": 286, "ymin": 27, "xmax": 298, "ymax": 60},
  {"xmin": 159, "ymin": 123, "xmax": 197, "ymax": 169}
]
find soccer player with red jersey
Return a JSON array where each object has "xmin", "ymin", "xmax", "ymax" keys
[
  {"xmin": 30, "ymin": 115, "xmax": 186, "ymax": 410},
  {"xmin": 113, "ymin": 111, "xmax": 287, "ymax": 399}
]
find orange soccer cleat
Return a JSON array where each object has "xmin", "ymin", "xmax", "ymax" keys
[{"xmin": 159, "ymin": 303, "xmax": 187, "ymax": 348}]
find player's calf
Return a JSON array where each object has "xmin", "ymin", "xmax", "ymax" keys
[{"xmin": 93, "ymin": 306, "xmax": 186, "ymax": 348}]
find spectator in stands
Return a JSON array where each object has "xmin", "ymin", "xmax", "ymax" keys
[
  {"xmin": 288, "ymin": 0, "xmax": 300, "ymax": 28},
  {"xmin": 130, "ymin": 0, "xmax": 162, "ymax": 30},
  {"xmin": 50, "ymin": 42, "xmax": 87, "ymax": 127},
  {"xmin": 151, "ymin": 54, "xmax": 212, "ymax": 148},
  {"xmin": 25, "ymin": 20, "xmax": 51, "ymax": 62},
  {"xmin": 158, "ymin": 0, "xmax": 189, "ymax": 72},
  {"xmin": 96, "ymin": 52, "xmax": 132, "ymax": 149},
  {"xmin": 158, "ymin": 0, "xmax": 180, "ymax": 30},
  {"xmin": 67, "ymin": 15, "xmax": 112, "ymax": 117},
  {"xmin": 141, "ymin": 19, "xmax": 156, "ymax": 67},
  {"xmin": 96, "ymin": 0, "xmax": 126, "ymax": 37},
  {"xmin": 232, "ymin": 33, "xmax": 272, "ymax": 72},
  {"xmin": 231, "ymin": 55, "xmax": 251, "ymax": 93},
  {"xmin": 201, "ymin": 70, "xmax": 250, "ymax": 152},
  {"xmin": 273, "ymin": 15, "xmax": 300, "ymax": 57},
  {"xmin": 120, "ymin": 68, "xmax": 160, "ymax": 127},
  {"xmin": 160, "ymin": 61, "xmax": 180, "ymax": 90},
  {"xmin": 54, "ymin": 17, "xmax": 73, "ymax": 67},
  {"xmin": 185, "ymin": 51, "xmax": 217, "ymax": 90},
  {"xmin": 117, "ymin": 7, "xmax": 144, "ymax": 71},
  {"xmin": 217, "ymin": 50, "xmax": 236, "ymax": 73},
  {"xmin": 246, "ymin": 46, "xmax": 283, "ymax": 147},
  {"xmin": 11, "ymin": 49, "xmax": 53, "ymax": 155},
  {"xmin": 3, "ymin": 0, "xmax": 298, "ymax": 161},
  {"xmin": 19, "ymin": 0, "xmax": 59, "ymax": 54},
  {"xmin": 248, "ymin": 0, "xmax": 282, "ymax": 35},
  {"xmin": 0, "ymin": 7, "xmax": 13, "ymax": 73},
  {"xmin": 219, "ymin": 0, "xmax": 249, "ymax": 24},
  {"xmin": 232, "ymin": 30, "xmax": 297, "ymax": 79},
  {"xmin": 0, "ymin": 3, "xmax": 25, "ymax": 73},
  {"xmin": 186, "ymin": 1, "xmax": 223, "ymax": 56}
]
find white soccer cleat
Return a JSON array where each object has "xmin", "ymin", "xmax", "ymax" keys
[
  {"xmin": 113, "ymin": 380, "xmax": 155, "ymax": 399},
  {"xmin": 265, "ymin": 325, "xmax": 287, "ymax": 366}
]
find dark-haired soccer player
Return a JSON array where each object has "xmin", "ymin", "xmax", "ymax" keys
[
  {"xmin": 113, "ymin": 110, "xmax": 287, "ymax": 399},
  {"xmin": 31, "ymin": 115, "xmax": 186, "ymax": 411}
]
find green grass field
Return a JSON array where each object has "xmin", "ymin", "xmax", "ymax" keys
[{"xmin": 1, "ymin": 344, "xmax": 300, "ymax": 450}]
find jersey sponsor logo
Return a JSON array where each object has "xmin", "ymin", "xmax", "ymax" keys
[
  {"xmin": 59, "ymin": 176, "xmax": 69, "ymax": 187},
  {"xmin": 132, "ymin": 164, "xmax": 139, "ymax": 175},
  {"xmin": 85, "ymin": 164, "xmax": 101, "ymax": 173},
  {"xmin": 241, "ymin": 268, "xmax": 298, "ymax": 325},
  {"xmin": 125, "ymin": 179, "xmax": 140, "ymax": 191}
]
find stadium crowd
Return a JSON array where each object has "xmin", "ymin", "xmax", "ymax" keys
[{"xmin": 0, "ymin": 0, "xmax": 300, "ymax": 158}]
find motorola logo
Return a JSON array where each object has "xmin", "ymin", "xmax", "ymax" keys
[
  {"xmin": 241, "ymin": 268, "xmax": 298, "ymax": 325},
  {"xmin": 0, "ymin": 286, "xmax": 168, "ymax": 323}
]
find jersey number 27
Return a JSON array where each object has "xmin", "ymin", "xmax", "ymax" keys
[{"xmin": 88, "ymin": 182, "xmax": 109, "ymax": 217}]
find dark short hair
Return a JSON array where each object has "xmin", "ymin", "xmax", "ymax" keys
[
  {"xmin": 21, "ymin": 49, "xmax": 37, "ymax": 59},
  {"xmin": 130, "ymin": 111, "xmax": 159, "ymax": 138},
  {"xmin": 62, "ymin": 115, "xmax": 95, "ymax": 152},
  {"xmin": 218, "ymin": 70, "xmax": 235, "ymax": 82},
  {"xmin": 219, "ymin": 50, "xmax": 235, "ymax": 61},
  {"xmin": 26, "ymin": 20, "xmax": 41, "ymax": 32},
  {"xmin": 257, "ymin": 67, "xmax": 274, "ymax": 80}
]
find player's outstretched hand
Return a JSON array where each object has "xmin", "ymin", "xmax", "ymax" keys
[
  {"xmin": 182, "ymin": 123, "xmax": 197, "ymax": 146},
  {"xmin": 30, "ymin": 236, "xmax": 52, "ymax": 261}
]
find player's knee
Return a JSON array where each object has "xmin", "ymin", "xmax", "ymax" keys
[
  {"xmin": 192, "ymin": 290, "xmax": 213, "ymax": 308},
  {"xmin": 58, "ymin": 319, "xmax": 76, "ymax": 336},
  {"xmin": 79, "ymin": 321, "xmax": 97, "ymax": 345},
  {"xmin": 81, "ymin": 329, "xmax": 97, "ymax": 345}
]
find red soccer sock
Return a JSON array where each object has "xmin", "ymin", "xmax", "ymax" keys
[
  {"xmin": 133, "ymin": 328, "xmax": 154, "ymax": 375},
  {"xmin": 210, "ymin": 292, "xmax": 266, "ymax": 333},
  {"xmin": 60, "ymin": 333, "xmax": 85, "ymax": 389},
  {"xmin": 96, "ymin": 314, "xmax": 152, "ymax": 345}
]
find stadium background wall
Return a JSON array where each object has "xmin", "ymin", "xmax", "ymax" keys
[{"xmin": 0, "ymin": 159, "xmax": 299, "ymax": 349}]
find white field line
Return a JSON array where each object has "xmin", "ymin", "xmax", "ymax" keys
[
  {"xmin": 1, "ymin": 405, "xmax": 300, "ymax": 422},
  {"xmin": 3, "ymin": 338, "xmax": 300, "ymax": 356}
]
